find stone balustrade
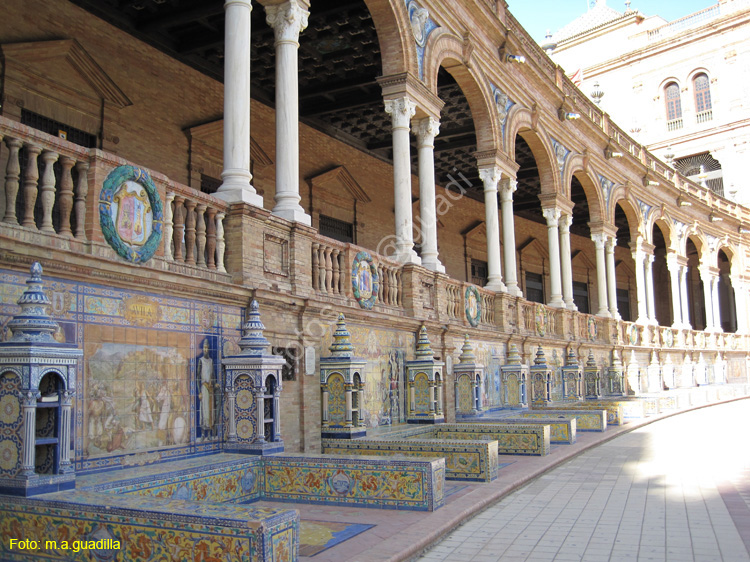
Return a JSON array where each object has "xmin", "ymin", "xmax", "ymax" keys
[
  {"xmin": 165, "ymin": 188, "xmax": 229, "ymax": 274},
  {"xmin": 0, "ymin": 118, "xmax": 90, "ymax": 238},
  {"xmin": 1, "ymin": 116, "xmax": 747, "ymax": 364},
  {"xmin": 312, "ymin": 240, "xmax": 348, "ymax": 297}
]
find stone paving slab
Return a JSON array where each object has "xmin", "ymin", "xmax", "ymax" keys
[
  {"xmin": 275, "ymin": 394, "xmax": 750, "ymax": 562},
  {"xmin": 417, "ymin": 398, "xmax": 750, "ymax": 562}
]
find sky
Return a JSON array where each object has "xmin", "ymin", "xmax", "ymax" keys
[{"xmin": 506, "ymin": 0, "xmax": 720, "ymax": 43}]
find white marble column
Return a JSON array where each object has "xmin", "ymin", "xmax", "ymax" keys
[
  {"xmin": 666, "ymin": 254, "xmax": 683, "ymax": 327},
  {"xmin": 732, "ymin": 278, "xmax": 749, "ymax": 333},
  {"xmin": 632, "ymin": 244, "xmax": 649, "ymax": 324},
  {"xmin": 605, "ymin": 236, "xmax": 620, "ymax": 319},
  {"xmin": 592, "ymin": 233, "xmax": 610, "ymax": 317},
  {"xmin": 542, "ymin": 207, "xmax": 565, "ymax": 308},
  {"xmin": 216, "ymin": 0, "xmax": 263, "ymax": 206},
  {"xmin": 385, "ymin": 98, "xmax": 420, "ymax": 265},
  {"xmin": 559, "ymin": 214, "xmax": 576, "ymax": 310},
  {"xmin": 414, "ymin": 117, "xmax": 444, "ymax": 272},
  {"xmin": 711, "ymin": 273, "xmax": 722, "ymax": 331},
  {"xmin": 256, "ymin": 393, "xmax": 266, "ymax": 442},
  {"xmin": 722, "ymin": 273, "xmax": 737, "ymax": 333},
  {"xmin": 266, "ymin": 1, "xmax": 310, "ymax": 225},
  {"xmin": 226, "ymin": 389, "xmax": 237, "ymax": 441},
  {"xmin": 479, "ymin": 167, "xmax": 506, "ymax": 292},
  {"xmin": 700, "ymin": 268, "xmax": 715, "ymax": 331},
  {"xmin": 680, "ymin": 265, "xmax": 691, "ymax": 329},
  {"xmin": 645, "ymin": 254, "xmax": 657, "ymax": 325},
  {"xmin": 500, "ymin": 179, "xmax": 521, "ymax": 296},
  {"xmin": 20, "ymin": 391, "xmax": 38, "ymax": 476}
]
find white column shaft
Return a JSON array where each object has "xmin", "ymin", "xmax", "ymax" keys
[
  {"xmin": 592, "ymin": 234, "xmax": 610, "ymax": 317},
  {"xmin": 559, "ymin": 214, "xmax": 575, "ymax": 310},
  {"xmin": 480, "ymin": 167, "xmax": 506, "ymax": 292},
  {"xmin": 711, "ymin": 274, "xmax": 722, "ymax": 331},
  {"xmin": 681, "ymin": 266, "xmax": 691, "ymax": 329},
  {"xmin": 667, "ymin": 257, "xmax": 682, "ymax": 327},
  {"xmin": 633, "ymin": 249, "xmax": 649, "ymax": 324},
  {"xmin": 385, "ymin": 98, "xmax": 420, "ymax": 265},
  {"xmin": 701, "ymin": 270, "xmax": 715, "ymax": 330},
  {"xmin": 543, "ymin": 208, "xmax": 565, "ymax": 307},
  {"xmin": 645, "ymin": 255, "xmax": 657, "ymax": 324},
  {"xmin": 217, "ymin": 0, "xmax": 263, "ymax": 206},
  {"xmin": 267, "ymin": 2, "xmax": 310, "ymax": 224},
  {"xmin": 605, "ymin": 237, "xmax": 619, "ymax": 319},
  {"xmin": 500, "ymin": 181, "xmax": 521, "ymax": 296},
  {"xmin": 415, "ymin": 117, "xmax": 443, "ymax": 272}
]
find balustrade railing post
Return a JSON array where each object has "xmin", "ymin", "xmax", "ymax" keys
[
  {"xmin": 196, "ymin": 204, "xmax": 207, "ymax": 267},
  {"xmin": 215, "ymin": 212, "xmax": 226, "ymax": 273},
  {"xmin": 73, "ymin": 161, "xmax": 89, "ymax": 240},
  {"xmin": 206, "ymin": 207, "xmax": 217, "ymax": 269},
  {"xmin": 39, "ymin": 150, "xmax": 59, "ymax": 233},
  {"xmin": 57, "ymin": 156, "xmax": 75, "ymax": 237},
  {"xmin": 324, "ymin": 247, "xmax": 333, "ymax": 293},
  {"xmin": 172, "ymin": 196, "xmax": 185, "ymax": 262},
  {"xmin": 21, "ymin": 145, "xmax": 42, "ymax": 228},
  {"xmin": 311, "ymin": 243, "xmax": 320, "ymax": 290},
  {"xmin": 3, "ymin": 138, "xmax": 22, "ymax": 224},
  {"xmin": 184, "ymin": 200, "xmax": 197, "ymax": 265},
  {"xmin": 163, "ymin": 192, "xmax": 175, "ymax": 261},
  {"xmin": 332, "ymin": 249, "xmax": 340, "ymax": 295}
]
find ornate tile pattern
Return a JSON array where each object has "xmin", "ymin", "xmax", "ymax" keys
[
  {"xmin": 322, "ymin": 437, "xmax": 498, "ymax": 482},
  {"xmin": 262, "ymin": 454, "xmax": 444, "ymax": 511},
  {"xmin": 521, "ymin": 410, "xmax": 607, "ymax": 432},
  {"xmin": 0, "ymin": 372, "xmax": 22, "ymax": 477}
]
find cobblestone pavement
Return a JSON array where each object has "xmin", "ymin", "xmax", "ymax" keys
[{"xmin": 416, "ymin": 400, "xmax": 750, "ymax": 562}]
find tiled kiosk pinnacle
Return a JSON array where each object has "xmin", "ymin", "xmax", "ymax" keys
[{"xmin": 0, "ymin": 262, "xmax": 83, "ymax": 497}]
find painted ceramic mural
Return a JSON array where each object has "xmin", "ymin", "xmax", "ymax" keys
[
  {"xmin": 85, "ymin": 343, "xmax": 189, "ymax": 457},
  {"xmin": 322, "ymin": 324, "xmax": 414, "ymax": 427},
  {"xmin": 450, "ymin": 337, "xmax": 503, "ymax": 409},
  {"xmin": 0, "ymin": 267, "xmax": 243, "ymax": 472}
]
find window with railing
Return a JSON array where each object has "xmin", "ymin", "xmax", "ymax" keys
[
  {"xmin": 665, "ymin": 82, "xmax": 683, "ymax": 131},
  {"xmin": 21, "ymin": 109, "xmax": 97, "ymax": 148},
  {"xmin": 319, "ymin": 214, "xmax": 354, "ymax": 244},
  {"xmin": 525, "ymin": 272, "xmax": 544, "ymax": 304},
  {"xmin": 693, "ymin": 73, "xmax": 712, "ymax": 123},
  {"xmin": 471, "ymin": 259, "xmax": 488, "ymax": 287},
  {"xmin": 573, "ymin": 281, "xmax": 589, "ymax": 314},
  {"xmin": 616, "ymin": 288, "xmax": 631, "ymax": 322}
]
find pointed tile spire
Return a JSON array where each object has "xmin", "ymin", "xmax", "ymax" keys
[
  {"xmin": 415, "ymin": 325, "xmax": 433, "ymax": 358},
  {"xmin": 238, "ymin": 300, "xmax": 270, "ymax": 355},
  {"xmin": 506, "ymin": 343, "xmax": 522, "ymax": 366},
  {"xmin": 329, "ymin": 314, "xmax": 354, "ymax": 357},
  {"xmin": 566, "ymin": 348, "xmax": 579, "ymax": 367},
  {"xmin": 534, "ymin": 346, "xmax": 547, "ymax": 366},
  {"xmin": 6, "ymin": 262, "xmax": 59, "ymax": 343},
  {"xmin": 458, "ymin": 334, "xmax": 475, "ymax": 364},
  {"xmin": 586, "ymin": 351, "xmax": 597, "ymax": 367}
]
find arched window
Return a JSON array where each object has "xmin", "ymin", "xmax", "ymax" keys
[
  {"xmin": 664, "ymin": 82, "xmax": 683, "ymax": 131},
  {"xmin": 694, "ymin": 73, "xmax": 712, "ymax": 122},
  {"xmin": 665, "ymin": 82, "xmax": 682, "ymax": 121}
]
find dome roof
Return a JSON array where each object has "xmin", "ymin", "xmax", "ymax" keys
[{"xmin": 552, "ymin": 0, "xmax": 629, "ymax": 44}]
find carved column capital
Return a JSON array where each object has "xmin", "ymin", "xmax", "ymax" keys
[
  {"xmin": 559, "ymin": 213, "xmax": 573, "ymax": 233},
  {"xmin": 265, "ymin": 1, "xmax": 309, "ymax": 44},
  {"xmin": 542, "ymin": 207, "xmax": 561, "ymax": 227},
  {"xmin": 385, "ymin": 97, "xmax": 417, "ymax": 130},
  {"xmin": 413, "ymin": 116, "xmax": 440, "ymax": 148},
  {"xmin": 478, "ymin": 166, "xmax": 502, "ymax": 193}
]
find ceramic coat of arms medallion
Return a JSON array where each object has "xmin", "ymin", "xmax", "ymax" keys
[
  {"xmin": 99, "ymin": 165, "xmax": 163, "ymax": 263},
  {"xmin": 352, "ymin": 251, "xmax": 379, "ymax": 309},
  {"xmin": 534, "ymin": 303, "xmax": 547, "ymax": 337},
  {"xmin": 465, "ymin": 286, "xmax": 481, "ymax": 327}
]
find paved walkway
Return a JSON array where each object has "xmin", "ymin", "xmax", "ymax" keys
[{"xmin": 416, "ymin": 399, "xmax": 750, "ymax": 562}]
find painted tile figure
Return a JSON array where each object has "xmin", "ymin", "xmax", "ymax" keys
[{"xmin": 198, "ymin": 339, "xmax": 216, "ymax": 440}]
